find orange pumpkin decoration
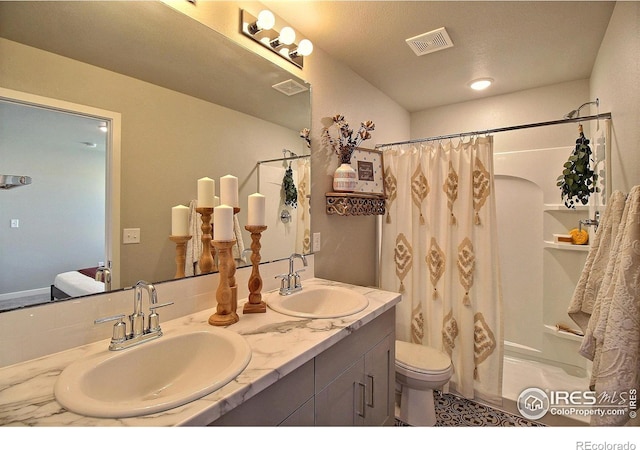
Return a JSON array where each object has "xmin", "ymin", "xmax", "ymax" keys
[{"xmin": 569, "ymin": 228, "xmax": 589, "ymax": 245}]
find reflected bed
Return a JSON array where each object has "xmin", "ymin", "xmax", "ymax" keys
[{"xmin": 51, "ymin": 267, "xmax": 104, "ymax": 300}]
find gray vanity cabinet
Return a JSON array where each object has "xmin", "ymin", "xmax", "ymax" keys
[
  {"xmin": 314, "ymin": 311, "xmax": 395, "ymax": 426},
  {"xmin": 208, "ymin": 308, "xmax": 395, "ymax": 426}
]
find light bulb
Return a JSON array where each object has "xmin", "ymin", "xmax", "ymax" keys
[
  {"xmin": 256, "ymin": 10, "xmax": 275, "ymax": 31},
  {"xmin": 296, "ymin": 39, "xmax": 313, "ymax": 56},
  {"xmin": 279, "ymin": 27, "xmax": 296, "ymax": 45}
]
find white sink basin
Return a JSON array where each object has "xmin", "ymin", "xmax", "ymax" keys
[
  {"xmin": 54, "ymin": 327, "xmax": 251, "ymax": 418},
  {"xmin": 267, "ymin": 284, "xmax": 369, "ymax": 319}
]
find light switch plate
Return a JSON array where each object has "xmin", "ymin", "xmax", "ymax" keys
[
  {"xmin": 123, "ymin": 228, "xmax": 140, "ymax": 244},
  {"xmin": 312, "ymin": 232, "xmax": 321, "ymax": 252}
]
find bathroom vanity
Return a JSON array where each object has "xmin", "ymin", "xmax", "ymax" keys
[{"xmin": 0, "ymin": 278, "xmax": 400, "ymax": 426}]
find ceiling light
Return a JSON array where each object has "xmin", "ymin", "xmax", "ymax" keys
[
  {"xmin": 98, "ymin": 123, "xmax": 108, "ymax": 132},
  {"xmin": 469, "ymin": 78, "xmax": 493, "ymax": 91}
]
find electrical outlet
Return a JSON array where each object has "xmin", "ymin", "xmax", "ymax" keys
[
  {"xmin": 312, "ymin": 232, "xmax": 321, "ymax": 252},
  {"xmin": 123, "ymin": 228, "xmax": 141, "ymax": 244}
]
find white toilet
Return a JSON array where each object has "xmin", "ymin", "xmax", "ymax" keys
[{"xmin": 395, "ymin": 340, "xmax": 453, "ymax": 426}]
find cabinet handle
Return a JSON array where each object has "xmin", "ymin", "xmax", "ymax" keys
[
  {"xmin": 366, "ymin": 374, "xmax": 375, "ymax": 408},
  {"xmin": 356, "ymin": 381, "xmax": 366, "ymax": 418}
]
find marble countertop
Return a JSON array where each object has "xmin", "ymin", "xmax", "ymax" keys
[{"xmin": 0, "ymin": 278, "xmax": 400, "ymax": 426}]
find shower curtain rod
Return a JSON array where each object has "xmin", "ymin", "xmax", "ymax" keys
[
  {"xmin": 375, "ymin": 112, "xmax": 612, "ymax": 149},
  {"xmin": 257, "ymin": 154, "xmax": 310, "ymax": 165}
]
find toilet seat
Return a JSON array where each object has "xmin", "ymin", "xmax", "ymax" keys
[{"xmin": 395, "ymin": 340, "xmax": 451, "ymax": 375}]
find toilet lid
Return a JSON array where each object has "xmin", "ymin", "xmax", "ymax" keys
[{"xmin": 395, "ymin": 340, "xmax": 451, "ymax": 373}]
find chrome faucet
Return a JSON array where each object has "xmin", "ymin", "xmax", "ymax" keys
[
  {"xmin": 579, "ymin": 210, "xmax": 601, "ymax": 233},
  {"xmin": 94, "ymin": 280, "xmax": 173, "ymax": 351},
  {"xmin": 276, "ymin": 253, "xmax": 308, "ymax": 295},
  {"xmin": 95, "ymin": 266, "xmax": 111, "ymax": 291}
]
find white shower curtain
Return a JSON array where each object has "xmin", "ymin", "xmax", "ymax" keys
[
  {"xmin": 295, "ymin": 157, "xmax": 311, "ymax": 254},
  {"xmin": 380, "ymin": 137, "xmax": 503, "ymax": 403}
]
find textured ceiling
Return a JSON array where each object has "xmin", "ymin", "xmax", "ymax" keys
[{"xmin": 264, "ymin": 1, "xmax": 616, "ymax": 112}]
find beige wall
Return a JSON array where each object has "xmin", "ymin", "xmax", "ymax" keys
[{"xmin": 590, "ymin": 1, "xmax": 640, "ymax": 192}]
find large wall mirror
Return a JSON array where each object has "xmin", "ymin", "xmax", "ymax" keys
[{"xmin": 0, "ymin": 1, "xmax": 312, "ymax": 312}]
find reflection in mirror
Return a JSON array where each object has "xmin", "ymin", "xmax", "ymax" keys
[
  {"xmin": 0, "ymin": 98, "xmax": 109, "ymax": 310},
  {"xmin": 257, "ymin": 153, "xmax": 312, "ymax": 261},
  {"xmin": 0, "ymin": 1, "xmax": 311, "ymax": 312}
]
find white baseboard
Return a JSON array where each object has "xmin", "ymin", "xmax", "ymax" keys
[{"xmin": 0, "ymin": 287, "xmax": 49, "ymax": 302}]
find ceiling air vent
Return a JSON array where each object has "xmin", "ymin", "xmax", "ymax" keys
[
  {"xmin": 406, "ymin": 27, "xmax": 454, "ymax": 56},
  {"xmin": 272, "ymin": 79, "xmax": 309, "ymax": 96}
]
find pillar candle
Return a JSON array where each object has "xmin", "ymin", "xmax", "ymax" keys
[
  {"xmin": 214, "ymin": 196, "xmax": 220, "ymax": 207},
  {"xmin": 197, "ymin": 177, "xmax": 215, "ymax": 208},
  {"xmin": 171, "ymin": 205, "xmax": 189, "ymax": 236},
  {"xmin": 213, "ymin": 205, "xmax": 234, "ymax": 241},
  {"xmin": 220, "ymin": 174, "xmax": 238, "ymax": 207},
  {"xmin": 247, "ymin": 193, "xmax": 266, "ymax": 226}
]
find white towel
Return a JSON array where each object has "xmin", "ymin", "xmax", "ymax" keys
[
  {"xmin": 568, "ymin": 190, "xmax": 626, "ymax": 332},
  {"xmin": 232, "ymin": 214, "xmax": 246, "ymax": 264},
  {"xmin": 185, "ymin": 200, "xmax": 202, "ymax": 276},
  {"xmin": 578, "ymin": 186, "xmax": 640, "ymax": 426}
]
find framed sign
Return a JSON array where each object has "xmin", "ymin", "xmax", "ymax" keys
[{"xmin": 350, "ymin": 148, "xmax": 386, "ymax": 196}]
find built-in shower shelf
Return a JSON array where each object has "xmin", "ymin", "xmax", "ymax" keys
[
  {"xmin": 543, "ymin": 240, "xmax": 590, "ymax": 252},
  {"xmin": 543, "ymin": 203, "xmax": 589, "ymax": 211},
  {"xmin": 543, "ymin": 324, "xmax": 584, "ymax": 343}
]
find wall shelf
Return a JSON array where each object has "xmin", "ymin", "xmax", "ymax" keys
[
  {"xmin": 543, "ymin": 240, "xmax": 590, "ymax": 252},
  {"xmin": 325, "ymin": 192, "xmax": 386, "ymax": 216},
  {"xmin": 543, "ymin": 203, "xmax": 589, "ymax": 211},
  {"xmin": 543, "ymin": 324, "xmax": 584, "ymax": 343}
]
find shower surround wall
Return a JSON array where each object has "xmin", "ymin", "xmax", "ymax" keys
[{"xmin": 494, "ymin": 146, "xmax": 590, "ymax": 371}]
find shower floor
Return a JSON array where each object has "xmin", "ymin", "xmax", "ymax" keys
[{"xmin": 502, "ymin": 354, "xmax": 590, "ymax": 425}]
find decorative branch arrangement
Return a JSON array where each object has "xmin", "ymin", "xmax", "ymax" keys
[
  {"xmin": 321, "ymin": 114, "xmax": 375, "ymax": 164},
  {"xmin": 557, "ymin": 124, "xmax": 598, "ymax": 208}
]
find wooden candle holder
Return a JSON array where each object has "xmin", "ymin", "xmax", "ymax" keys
[
  {"xmin": 196, "ymin": 207, "xmax": 214, "ymax": 273},
  {"xmin": 169, "ymin": 235, "xmax": 192, "ymax": 279},
  {"xmin": 229, "ymin": 207, "xmax": 241, "ymax": 313},
  {"xmin": 243, "ymin": 225, "xmax": 268, "ymax": 313},
  {"xmin": 209, "ymin": 239, "xmax": 239, "ymax": 326}
]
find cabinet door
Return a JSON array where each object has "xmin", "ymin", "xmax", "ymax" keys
[
  {"xmin": 315, "ymin": 358, "xmax": 365, "ymax": 426},
  {"xmin": 364, "ymin": 334, "xmax": 393, "ymax": 426},
  {"xmin": 279, "ymin": 398, "xmax": 315, "ymax": 426}
]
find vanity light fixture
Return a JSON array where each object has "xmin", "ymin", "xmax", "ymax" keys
[
  {"xmin": 469, "ymin": 78, "xmax": 493, "ymax": 91},
  {"xmin": 241, "ymin": 9, "xmax": 313, "ymax": 69}
]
